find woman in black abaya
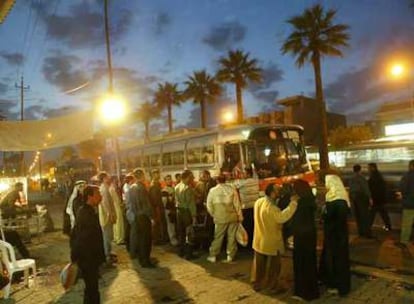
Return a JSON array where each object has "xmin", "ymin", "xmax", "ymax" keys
[{"xmin": 291, "ymin": 179, "xmax": 319, "ymax": 301}]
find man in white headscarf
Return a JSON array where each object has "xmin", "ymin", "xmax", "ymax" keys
[{"xmin": 65, "ymin": 180, "xmax": 86, "ymax": 233}]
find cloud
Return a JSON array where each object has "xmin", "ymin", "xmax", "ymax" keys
[
  {"xmin": 0, "ymin": 51, "xmax": 24, "ymax": 66},
  {"xmin": 0, "ymin": 99, "xmax": 18, "ymax": 120},
  {"xmin": 24, "ymin": 105, "xmax": 45, "ymax": 120},
  {"xmin": 42, "ymin": 51, "xmax": 88, "ymax": 92},
  {"xmin": 182, "ymin": 94, "xmax": 235, "ymax": 128},
  {"xmin": 0, "ymin": 82, "xmax": 8, "ymax": 94},
  {"xmin": 202, "ymin": 21, "xmax": 247, "ymax": 51},
  {"xmin": 43, "ymin": 105, "xmax": 80, "ymax": 118},
  {"xmin": 33, "ymin": 3, "xmax": 133, "ymax": 48},
  {"xmin": 153, "ymin": 12, "xmax": 172, "ymax": 35},
  {"xmin": 248, "ymin": 62, "xmax": 284, "ymax": 110}
]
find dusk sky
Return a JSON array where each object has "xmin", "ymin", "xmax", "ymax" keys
[{"xmin": 0, "ymin": 0, "xmax": 413, "ymax": 138}]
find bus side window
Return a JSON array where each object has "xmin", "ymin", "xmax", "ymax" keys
[{"xmin": 202, "ymin": 146, "xmax": 214, "ymax": 164}]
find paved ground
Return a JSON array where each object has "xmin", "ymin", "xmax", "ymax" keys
[{"xmin": 1, "ymin": 193, "xmax": 414, "ymax": 303}]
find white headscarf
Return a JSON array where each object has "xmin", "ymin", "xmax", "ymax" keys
[
  {"xmin": 325, "ymin": 174, "xmax": 350, "ymax": 207},
  {"xmin": 66, "ymin": 180, "xmax": 86, "ymax": 229}
]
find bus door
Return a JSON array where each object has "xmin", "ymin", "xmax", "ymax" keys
[{"xmin": 222, "ymin": 142, "xmax": 242, "ymax": 175}]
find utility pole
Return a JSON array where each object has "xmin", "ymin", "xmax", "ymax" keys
[
  {"xmin": 15, "ymin": 76, "xmax": 30, "ymax": 176},
  {"xmin": 38, "ymin": 152, "xmax": 42, "ymax": 192},
  {"xmin": 104, "ymin": 0, "xmax": 121, "ymax": 184}
]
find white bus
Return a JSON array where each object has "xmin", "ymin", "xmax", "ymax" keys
[{"xmin": 111, "ymin": 123, "xmax": 315, "ymax": 190}]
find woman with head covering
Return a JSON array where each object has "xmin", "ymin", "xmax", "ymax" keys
[
  {"xmin": 319, "ymin": 172, "xmax": 351, "ymax": 297},
  {"xmin": 291, "ymin": 179, "xmax": 319, "ymax": 301}
]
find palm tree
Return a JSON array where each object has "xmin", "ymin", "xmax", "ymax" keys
[
  {"xmin": 154, "ymin": 82, "xmax": 182, "ymax": 133},
  {"xmin": 184, "ymin": 70, "xmax": 222, "ymax": 128},
  {"xmin": 281, "ymin": 4, "xmax": 349, "ymax": 170},
  {"xmin": 217, "ymin": 50, "xmax": 262, "ymax": 124},
  {"xmin": 136, "ymin": 101, "xmax": 160, "ymax": 142}
]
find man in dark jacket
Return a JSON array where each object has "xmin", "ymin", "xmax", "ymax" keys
[
  {"xmin": 70, "ymin": 185, "xmax": 105, "ymax": 304},
  {"xmin": 368, "ymin": 163, "xmax": 391, "ymax": 231},
  {"xmin": 128, "ymin": 169, "xmax": 155, "ymax": 268},
  {"xmin": 149, "ymin": 169, "xmax": 167, "ymax": 244},
  {"xmin": 349, "ymin": 164, "xmax": 372, "ymax": 238},
  {"xmin": 399, "ymin": 160, "xmax": 414, "ymax": 246}
]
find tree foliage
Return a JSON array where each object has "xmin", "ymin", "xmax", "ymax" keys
[
  {"xmin": 154, "ymin": 82, "xmax": 182, "ymax": 133},
  {"xmin": 217, "ymin": 49, "xmax": 262, "ymax": 123},
  {"xmin": 78, "ymin": 137, "xmax": 106, "ymax": 161},
  {"xmin": 136, "ymin": 101, "xmax": 161, "ymax": 141},
  {"xmin": 281, "ymin": 4, "xmax": 350, "ymax": 170},
  {"xmin": 328, "ymin": 126, "xmax": 373, "ymax": 149},
  {"xmin": 183, "ymin": 70, "xmax": 222, "ymax": 128}
]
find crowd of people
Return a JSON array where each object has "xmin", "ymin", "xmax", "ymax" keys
[{"xmin": 64, "ymin": 159, "xmax": 414, "ymax": 304}]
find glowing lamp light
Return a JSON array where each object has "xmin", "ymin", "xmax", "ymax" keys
[
  {"xmin": 264, "ymin": 148, "xmax": 271, "ymax": 157},
  {"xmin": 101, "ymin": 95, "xmax": 126, "ymax": 123},
  {"xmin": 391, "ymin": 64, "xmax": 405, "ymax": 77},
  {"xmin": 223, "ymin": 111, "xmax": 235, "ymax": 123}
]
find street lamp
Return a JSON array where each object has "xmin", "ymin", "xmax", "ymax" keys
[
  {"xmin": 100, "ymin": 94, "xmax": 126, "ymax": 123},
  {"xmin": 100, "ymin": 94, "xmax": 126, "ymax": 182},
  {"xmin": 222, "ymin": 110, "xmax": 235, "ymax": 124},
  {"xmin": 391, "ymin": 64, "xmax": 404, "ymax": 78}
]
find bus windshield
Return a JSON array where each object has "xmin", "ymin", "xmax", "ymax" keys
[{"xmin": 247, "ymin": 127, "xmax": 308, "ymax": 178}]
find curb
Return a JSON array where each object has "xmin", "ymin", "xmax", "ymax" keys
[{"xmin": 351, "ymin": 264, "xmax": 414, "ymax": 286}]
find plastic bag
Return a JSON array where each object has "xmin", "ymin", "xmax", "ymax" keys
[
  {"xmin": 60, "ymin": 262, "xmax": 78, "ymax": 291},
  {"xmin": 0, "ymin": 262, "xmax": 10, "ymax": 289},
  {"xmin": 236, "ymin": 223, "xmax": 248, "ymax": 247}
]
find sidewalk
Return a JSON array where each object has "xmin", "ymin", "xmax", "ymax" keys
[
  {"xmin": 5, "ymin": 231, "xmax": 414, "ymax": 304},
  {"xmin": 2, "ymin": 195, "xmax": 413, "ymax": 303}
]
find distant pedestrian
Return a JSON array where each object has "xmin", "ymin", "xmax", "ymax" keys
[
  {"xmin": 175, "ymin": 170, "xmax": 198, "ymax": 260},
  {"xmin": 398, "ymin": 160, "xmax": 414, "ymax": 247},
  {"xmin": 149, "ymin": 169, "xmax": 167, "ymax": 244},
  {"xmin": 110, "ymin": 177, "xmax": 125, "ymax": 245},
  {"xmin": 251, "ymin": 183, "xmax": 298, "ymax": 293},
  {"xmin": 123, "ymin": 174, "xmax": 135, "ymax": 250},
  {"xmin": 162, "ymin": 175, "xmax": 178, "ymax": 246},
  {"xmin": 175, "ymin": 173, "xmax": 182, "ymax": 185},
  {"xmin": 97, "ymin": 172, "xmax": 117, "ymax": 265},
  {"xmin": 349, "ymin": 164, "xmax": 372, "ymax": 238},
  {"xmin": 319, "ymin": 173, "xmax": 351, "ymax": 297},
  {"xmin": 70, "ymin": 185, "xmax": 105, "ymax": 304},
  {"xmin": 195, "ymin": 170, "xmax": 216, "ymax": 242},
  {"xmin": 206, "ymin": 174, "xmax": 243, "ymax": 263},
  {"xmin": 291, "ymin": 179, "xmax": 319, "ymax": 302},
  {"xmin": 236, "ymin": 167, "xmax": 260, "ymax": 247},
  {"xmin": 367, "ymin": 163, "xmax": 392, "ymax": 231},
  {"xmin": 128, "ymin": 169, "xmax": 155, "ymax": 268}
]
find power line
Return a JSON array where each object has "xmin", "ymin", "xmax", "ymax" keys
[
  {"xmin": 22, "ymin": 0, "xmax": 40, "ymax": 76},
  {"xmin": 30, "ymin": 0, "xmax": 61, "ymax": 82},
  {"xmin": 17, "ymin": 0, "xmax": 33, "ymax": 79}
]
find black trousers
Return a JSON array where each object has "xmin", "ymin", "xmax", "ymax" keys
[
  {"xmin": 4, "ymin": 230, "xmax": 30, "ymax": 258},
  {"xmin": 176, "ymin": 209, "xmax": 193, "ymax": 257},
  {"xmin": 353, "ymin": 196, "xmax": 371, "ymax": 237},
  {"xmin": 369, "ymin": 204, "xmax": 392, "ymax": 230},
  {"xmin": 136, "ymin": 214, "xmax": 152, "ymax": 266},
  {"xmin": 79, "ymin": 263, "xmax": 100, "ymax": 304},
  {"xmin": 124, "ymin": 210, "xmax": 131, "ymax": 251},
  {"xmin": 319, "ymin": 200, "xmax": 351, "ymax": 296}
]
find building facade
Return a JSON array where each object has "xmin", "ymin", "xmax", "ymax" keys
[{"xmin": 278, "ymin": 95, "xmax": 347, "ymax": 145}]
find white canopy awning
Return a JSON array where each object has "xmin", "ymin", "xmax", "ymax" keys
[{"xmin": 0, "ymin": 111, "xmax": 94, "ymax": 151}]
